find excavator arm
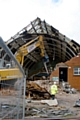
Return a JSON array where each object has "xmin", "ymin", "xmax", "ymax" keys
[
  {"xmin": 15, "ymin": 35, "xmax": 45, "ymax": 66},
  {"xmin": 0, "ymin": 35, "xmax": 48, "ymax": 81}
]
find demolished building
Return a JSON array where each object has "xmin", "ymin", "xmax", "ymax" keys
[
  {"xmin": 0, "ymin": 17, "xmax": 80, "ymax": 119},
  {"xmin": 5, "ymin": 17, "xmax": 80, "ymax": 80}
]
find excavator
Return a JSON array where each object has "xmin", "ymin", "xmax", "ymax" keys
[{"xmin": 0, "ymin": 35, "xmax": 49, "ymax": 81}]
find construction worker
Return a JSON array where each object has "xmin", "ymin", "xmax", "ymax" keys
[{"xmin": 50, "ymin": 81, "xmax": 58, "ymax": 100}]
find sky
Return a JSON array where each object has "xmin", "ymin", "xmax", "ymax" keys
[{"xmin": 0, "ymin": 0, "xmax": 80, "ymax": 44}]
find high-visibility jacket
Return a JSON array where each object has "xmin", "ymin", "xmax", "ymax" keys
[{"xmin": 50, "ymin": 84, "xmax": 58, "ymax": 95}]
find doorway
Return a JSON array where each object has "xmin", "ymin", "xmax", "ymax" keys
[{"xmin": 59, "ymin": 67, "xmax": 68, "ymax": 82}]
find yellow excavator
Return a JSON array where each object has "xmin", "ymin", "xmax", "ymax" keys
[{"xmin": 0, "ymin": 35, "xmax": 47, "ymax": 81}]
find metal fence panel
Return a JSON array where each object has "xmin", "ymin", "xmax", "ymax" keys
[{"xmin": 0, "ymin": 37, "xmax": 26, "ymax": 120}]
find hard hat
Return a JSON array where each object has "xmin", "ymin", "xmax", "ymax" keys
[{"xmin": 54, "ymin": 81, "xmax": 57, "ymax": 84}]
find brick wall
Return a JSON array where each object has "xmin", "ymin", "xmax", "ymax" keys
[
  {"xmin": 66, "ymin": 54, "xmax": 80, "ymax": 90},
  {"xmin": 50, "ymin": 54, "xmax": 80, "ymax": 90}
]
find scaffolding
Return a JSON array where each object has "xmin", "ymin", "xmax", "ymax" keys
[{"xmin": 0, "ymin": 37, "xmax": 26, "ymax": 120}]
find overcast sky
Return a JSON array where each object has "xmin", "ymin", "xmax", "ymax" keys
[{"xmin": 0, "ymin": 0, "xmax": 80, "ymax": 44}]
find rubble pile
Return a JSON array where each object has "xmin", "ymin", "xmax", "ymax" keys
[
  {"xmin": 74, "ymin": 99, "xmax": 80, "ymax": 107},
  {"xmin": 26, "ymin": 82, "xmax": 51, "ymax": 100},
  {"xmin": 25, "ymin": 102, "xmax": 75, "ymax": 118},
  {"xmin": 62, "ymin": 82, "xmax": 77, "ymax": 94}
]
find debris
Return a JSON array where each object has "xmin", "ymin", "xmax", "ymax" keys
[
  {"xmin": 1, "ymin": 105, "xmax": 9, "ymax": 108},
  {"xmin": 41, "ymin": 99, "xmax": 58, "ymax": 106},
  {"xmin": 70, "ymin": 88, "xmax": 77, "ymax": 94},
  {"xmin": 74, "ymin": 99, "xmax": 80, "ymax": 107},
  {"xmin": 62, "ymin": 82, "xmax": 77, "ymax": 94},
  {"xmin": 26, "ymin": 82, "xmax": 51, "ymax": 100},
  {"xmin": 25, "ymin": 80, "xmax": 80, "ymax": 118},
  {"xmin": 25, "ymin": 105, "xmax": 75, "ymax": 118}
]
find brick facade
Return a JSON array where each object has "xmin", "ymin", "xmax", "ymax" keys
[{"xmin": 50, "ymin": 54, "xmax": 80, "ymax": 90}]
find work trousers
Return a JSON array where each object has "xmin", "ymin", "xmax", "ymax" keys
[{"xmin": 51, "ymin": 95, "xmax": 55, "ymax": 100}]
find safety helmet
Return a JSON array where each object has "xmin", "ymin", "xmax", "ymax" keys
[{"xmin": 54, "ymin": 81, "xmax": 57, "ymax": 85}]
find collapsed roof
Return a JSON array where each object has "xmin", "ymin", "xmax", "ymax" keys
[{"xmin": 6, "ymin": 17, "xmax": 80, "ymax": 78}]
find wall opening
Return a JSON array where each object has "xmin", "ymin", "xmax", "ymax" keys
[{"xmin": 59, "ymin": 67, "xmax": 68, "ymax": 82}]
